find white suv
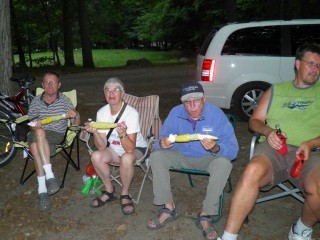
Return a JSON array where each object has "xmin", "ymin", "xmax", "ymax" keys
[{"xmin": 196, "ymin": 19, "xmax": 320, "ymax": 121}]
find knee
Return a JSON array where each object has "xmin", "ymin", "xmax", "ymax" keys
[
  {"xmin": 208, "ymin": 157, "xmax": 232, "ymax": 174},
  {"xmin": 120, "ymin": 153, "xmax": 135, "ymax": 167},
  {"xmin": 241, "ymin": 160, "xmax": 268, "ymax": 185},
  {"xmin": 34, "ymin": 128, "xmax": 46, "ymax": 140},
  {"xmin": 91, "ymin": 150, "xmax": 105, "ymax": 165},
  {"xmin": 303, "ymin": 167, "xmax": 320, "ymax": 197}
]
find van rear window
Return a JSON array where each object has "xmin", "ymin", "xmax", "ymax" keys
[
  {"xmin": 199, "ymin": 28, "xmax": 220, "ymax": 56},
  {"xmin": 290, "ymin": 25, "xmax": 320, "ymax": 56},
  {"xmin": 221, "ymin": 26, "xmax": 281, "ymax": 56}
]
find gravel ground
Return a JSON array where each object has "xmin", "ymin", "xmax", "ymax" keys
[{"xmin": 1, "ymin": 64, "xmax": 319, "ymax": 240}]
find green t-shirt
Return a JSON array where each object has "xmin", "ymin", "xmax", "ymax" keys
[{"xmin": 264, "ymin": 81, "xmax": 320, "ymax": 146}]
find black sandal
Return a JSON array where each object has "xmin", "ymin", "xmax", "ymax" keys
[
  {"xmin": 90, "ymin": 190, "xmax": 116, "ymax": 208},
  {"xmin": 195, "ymin": 213, "xmax": 219, "ymax": 240},
  {"xmin": 120, "ymin": 195, "xmax": 135, "ymax": 215}
]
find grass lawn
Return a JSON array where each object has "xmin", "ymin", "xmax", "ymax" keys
[{"xmin": 14, "ymin": 49, "xmax": 194, "ymax": 68}]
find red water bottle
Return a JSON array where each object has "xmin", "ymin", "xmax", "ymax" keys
[{"xmin": 275, "ymin": 124, "xmax": 288, "ymax": 156}]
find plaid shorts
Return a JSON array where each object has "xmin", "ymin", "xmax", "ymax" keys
[{"xmin": 253, "ymin": 141, "xmax": 320, "ymax": 192}]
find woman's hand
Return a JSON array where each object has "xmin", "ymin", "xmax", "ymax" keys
[
  {"xmin": 116, "ymin": 121, "xmax": 127, "ymax": 138},
  {"xmin": 84, "ymin": 122, "xmax": 96, "ymax": 134}
]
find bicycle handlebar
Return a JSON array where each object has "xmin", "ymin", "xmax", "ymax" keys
[{"xmin": 10, "ymin": 75, "xmax": 35, "ymax": 87}]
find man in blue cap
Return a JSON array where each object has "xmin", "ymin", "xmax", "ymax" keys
[{"xmin": 146, "ymin": 81, "xmax": 239, "ymax": 240}]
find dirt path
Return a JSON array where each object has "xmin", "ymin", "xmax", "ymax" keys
[{"xmin": 1, "ymin": 64, "xmax": 318, "ymax": 240}]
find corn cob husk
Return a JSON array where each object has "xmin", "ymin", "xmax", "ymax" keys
[
  {"xmin": 41, "ymin": 115, "xmax": 65, "ymax": 125},
  {"xmin": 90, "ymin": 122, "xmax": 117, "ymax": 129}
]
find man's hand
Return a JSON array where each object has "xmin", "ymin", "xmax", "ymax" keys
[
  {"xmin": 160, "ymin": 137, "xmax": 173, "ymax": 149},
  {"xmin": 266, "ymin": 129, "xmax": 287, "ymax": 151},
  {"xmin": 200, "ymin": 138, "xmax": 219, "ymax": 152}
]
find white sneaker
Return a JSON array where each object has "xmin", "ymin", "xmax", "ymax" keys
[{"xmin": 288, "ymin": 225, "xmax": 313, "ymax": 240}]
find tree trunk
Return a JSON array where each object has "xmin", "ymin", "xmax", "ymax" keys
[
  {"xmin": 77, "ymin": 0, "xmax": 94, "ymax": 68},
  {"xmin": 40, "ymin": 0, "xmax": 61, "ymax": 66},
  {"xmin": 10, "ymin": 0, "xmax": 27, "ymax": 68},
  {"xmin": 63, "ymin": 0, "xmax": 75, "ymax": 67},
  {"xmin": 0, "ymin": 0, "xmax": 13, "ymax": 94}
]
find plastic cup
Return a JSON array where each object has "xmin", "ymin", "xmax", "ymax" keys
[{"xmin": 277, "ymin": 135, "xmax": 288, "ymax": 156}]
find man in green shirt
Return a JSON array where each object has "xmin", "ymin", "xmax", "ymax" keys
[{"xmin": 219, "ymin": 43, "xmax": 320, "ymax": 240}]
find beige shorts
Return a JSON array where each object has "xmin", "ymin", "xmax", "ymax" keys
[{"xmin": 253, "ymin": 141, "xmax": 320, "ymax": 192}]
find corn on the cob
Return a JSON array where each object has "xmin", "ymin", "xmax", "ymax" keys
[
  {"xmin": 41, "ymin": 114, "xmax": 66, "ymax": 125},
  {"xmin": 90, "ymin": 122, "xmax": 117, "ymax": 129},
  {"xmin": 169, "ymin": 133, "xmax": 218, "ymax": 143},
  {"xmin": 28, "ymin": 114, "xmax": 66, "ymax": 126}
]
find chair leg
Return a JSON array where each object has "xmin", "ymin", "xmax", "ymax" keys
[
  {"xmin": 20, "ymin": 148, "xmax": 36, "ymax": 185},
  {"xmin": 226, "ymin": 177, "xmax": 232, "ymax": 193},
  {"xmin": 187, "ymin": 174, "xmax": 196, "ymax": 187},
  {"xmin": 133, "ymin": 164, "xmax": 151, "ymax": 204},
  {"xmin": 59, "ymin": 143, "xmax": 80, "ymax": 188},
  {"xmin": 211, "ymin": 191, "xmax": 224, "ymax": 223}
]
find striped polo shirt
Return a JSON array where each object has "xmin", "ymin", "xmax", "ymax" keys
[{"xmin": 28, "ymin": 92, "xmax": 74, "ymax": 133}]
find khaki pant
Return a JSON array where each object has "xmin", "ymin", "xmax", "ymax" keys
[{"xmin": 150, "ymin": 149, "xmax": 233, "ymax": 215}]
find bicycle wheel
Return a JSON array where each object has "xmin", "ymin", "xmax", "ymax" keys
[{"xmin": 0, "ymin": 116, "xmax": 17, "ymax": 167}]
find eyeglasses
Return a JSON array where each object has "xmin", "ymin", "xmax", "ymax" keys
[
  {"xmin": 43, "ymin": 80, "xmax": 59, "ymax": 85},
  {"xmin": 183, "ymin": 98, "xmax": 203, "ymax": 106},
  {"xmin": 299, "ymin": 59, "xmax": 320, "ymax": 69},
  {"xmin": 104, "ymin": 88, "xmax": 121, "ymax": 93}
]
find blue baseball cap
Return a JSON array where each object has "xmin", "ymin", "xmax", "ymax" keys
[{"xmin": 180, "ymin": 82, "xmax": 204, "ymax": 101}]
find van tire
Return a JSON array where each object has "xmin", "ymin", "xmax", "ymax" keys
[{"xmin": 233, "ymin": 82, "xmax": 271, "ymax": 121}]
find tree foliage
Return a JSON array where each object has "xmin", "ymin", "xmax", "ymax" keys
[{"xmin": 7, "ymin": 0, "xmax": 320, "ymax": 69}]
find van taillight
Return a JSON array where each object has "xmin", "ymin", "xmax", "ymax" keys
[{"xmin": 201, "ymin": 59, "xmax": 215, "ymax": 81}]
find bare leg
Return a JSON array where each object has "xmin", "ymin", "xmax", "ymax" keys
[
  {"xmin": 300, "ymin": 165, "xmax": 320, "ymax": 227},
  {"xmin": 225, "ymin": 156, "xmax": 273, "ymax": 234},
  {"xmin": 29, "ymin": 129, "xmax": 51, "ymax": 176},
  {"xmin": 91, "ymin": 148, "xmax": 115, "ymax": 201},
  {"xmin": 119, "ymin": 150, "xmax": 143, "ymax": 212}
]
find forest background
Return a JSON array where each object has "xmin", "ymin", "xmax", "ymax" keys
[{"xmin": 1, "ymin": 0, "xmax": 320, "ymax": 94}]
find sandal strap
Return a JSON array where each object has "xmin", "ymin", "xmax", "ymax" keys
[
  {"xmin": 158, "ymin": 205, "xmax": 178, "ymax": 216},
  {"xmin": 120, "ymin": 195, "xmax": 132, "ymax": 201},
  {"xmin": 197, "ymin": 214, "xmax": 213, "ymax": 223},
  {"xmin": 102, "ymin": 190, "xmax": 115, "ymax": 199}
]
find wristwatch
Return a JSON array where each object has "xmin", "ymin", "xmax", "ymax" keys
[{"xmin": 120, "ymin": 133, "xmax": 127, "ymax": 139}]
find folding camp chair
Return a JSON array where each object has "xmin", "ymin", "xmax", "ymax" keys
[
  {"xmin": 81, "ymin": 93, "xmax": 161, "ymax": 204},
  {"xmin": 169, "ymin": 113, "xmax": 237, "ymax": 223},
  {"xmin": 15, "ymin": 88, "xmax": 80, "ymax": 188},
  {"xmin": 250, "ymin": 133, "xmax": 305, "ymax": 203}
]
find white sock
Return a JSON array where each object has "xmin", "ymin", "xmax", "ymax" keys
[
  {"xmin": 221, "ymin": 231, "xmax": 238, "ymax": 240},
  {"xmin": 294, "ymin": 218, "xmax": 312, "ymax": 235},
  {"xmin": 37, "ymin": 176, "xmax": 47, "ymax": 194},
  {"xmin": 43, "ymin": 164, "xmax": 54, "ymax": 180}
]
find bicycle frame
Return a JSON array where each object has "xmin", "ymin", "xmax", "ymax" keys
[
  {"xmin": 0, "ymin": 89, "xmax": 26, "ymax": 116},
  {"xmin": 0, "ymin": 76, "xmax": 35, "ymax": 117}
]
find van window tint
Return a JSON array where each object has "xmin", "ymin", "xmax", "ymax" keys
[
  {"xmin": 199, "ymin": 27, "xmax": 220, "ymax": 56},
  {"xmin": 290, "ymin": 25, "xmax": 320, "ymax": 56},
  {"xmin": 221, "ymin": 26, "xmax": 281, "ymax": 56}
]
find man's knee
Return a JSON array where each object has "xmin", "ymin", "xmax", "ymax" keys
[
  {"xmin": 34, "ymin": 128, "xmax": 46, "ymax": 139},
  {"xmin": 208, "ymin": 157, "xmax": 232, "ymax": 174}
]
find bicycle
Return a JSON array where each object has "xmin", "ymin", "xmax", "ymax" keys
[{"xmin": 0, "ymin": 76, "xmax": 35, "ymax": 167}]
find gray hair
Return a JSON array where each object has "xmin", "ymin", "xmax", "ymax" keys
[{"xmin": 103, "ymin": 77, "xmax": 125, "ymax": 91}]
